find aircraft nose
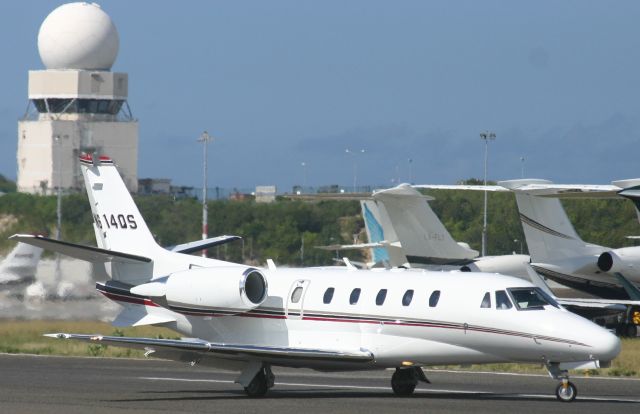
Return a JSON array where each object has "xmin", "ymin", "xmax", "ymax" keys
[{"xmin": 590, "ymin": 329, "xmax": 621, "ymax": 363}]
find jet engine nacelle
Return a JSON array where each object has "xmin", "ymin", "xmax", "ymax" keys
[
  {"xmin": 459, "ymin": 254, "xmax": 530, "ymax": 278},
  {"xmin": 132, "ymin": 266, "xmax": 268, "ymax": 313},
  {"xmin": 597, "ymin": 247, "xmax": 640, "ymax": 277}
]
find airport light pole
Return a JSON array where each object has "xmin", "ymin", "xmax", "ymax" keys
[
  {"xmin": 198, "ymin": 131, "xmax": 214, "ymax": 258},
  {"xmin": 54, "ymin": 135, "xmax": 62, "ymax": 241},
  {"xmin": 345, "ymin": 148, "xmax": 365, "ymax": 193},
  {"xmin": 480, "ymin": 131, "xmax": 496, "ymax": 257},
  {"xmin": 301, "ymin": 161, "xmax": 307, "ymax": 193}
]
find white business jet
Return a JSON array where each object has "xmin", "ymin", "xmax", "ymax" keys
[
  {"xmin": 11, "ymin": 154, "xmax": 620, "ymax": 402},
  {"xmin": 366, "ymin": 184, "xmax": 531, "ymax": 276}
]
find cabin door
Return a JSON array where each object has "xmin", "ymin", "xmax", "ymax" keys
[{"xmin": 286, "ymin": 279, "xmax": 310, "ymax": 320}]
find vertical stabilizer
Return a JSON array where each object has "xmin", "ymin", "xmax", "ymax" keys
[
  {"xmin": 372, "ymin": 184, "xmax": 478, "ymax": 265},
  {"xmin": 499, "ymin": 179, "xmax": 603, "ymax": 262},
  {"xmin": 360, "ymin": 200, "xmax": 407, "ymax": 266},
  {"xmin": 80, "ymin": 154, "xmax": 161, "ymax": 284},
  {"xmin": 0, "ymin": 242, "xmax": 43, "ymax": 285},
  {"xmin": 614, "ymin": 179, "xmax": 640, "ymax": 222}
]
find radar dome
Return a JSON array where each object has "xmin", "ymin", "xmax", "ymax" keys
[{"xmin": 38, "ymin": 2, "xmax": 119, "ymax": 70}]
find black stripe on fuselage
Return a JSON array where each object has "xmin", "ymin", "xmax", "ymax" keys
[
  {"xmin": 406, "ymin": 256, "xmax": 474, "ymax": 266},
  {"xmin": 531, "ymin": 265, "xmax": 628, "ymax": 299}
]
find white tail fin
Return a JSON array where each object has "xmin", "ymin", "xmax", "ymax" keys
[
  {"xmin": 80, "ymin": 154, "xmax": 162, "ymax": 284},
  {"xmin": 499, "ymin": 179, "xmax": 603, "ymax": 262},
  {"xmin": 0, "ymin": 242, "xmax": 43, "ymax": 286},
  {"xmin": 372, "ymin": 184, "xmax": 478, "ymax": 265}
]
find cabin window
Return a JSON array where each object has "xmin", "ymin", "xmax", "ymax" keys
[
  {"xmin": 349, "ymin": 288, "xmax": 361, "ymax": 305},
  {"xmin": 495, "ymin": 290, "xmax": 513, "ymax": 310},
  {"xmin": 291, "ymin": 287, "xmax": 303, "ymax": 304},
  {"xmin": 323, "ymin": 287, "xmax": 335, "ymax": 304},
  {"xmin": 429, "ymin": 290, "xmax": 441, "ymax": 307},
  {"xmin": 376, "ymin": 289, "xmax": 387, "ymax": 306},
  {"xmin": 508, "ymin": 287, "xmax": 559, "ymax": 310},
  {"xmin": 402, "ymin": 289, "xmax": 414, "ymax": 306},
  {"xmin": 480, "ymin": 292, "xmax": 491, "ymax": 308}
]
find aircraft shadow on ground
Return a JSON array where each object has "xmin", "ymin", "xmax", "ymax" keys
[{"xmin": 108, "ymin": 388, "xmax": 638, "ymax": 405}]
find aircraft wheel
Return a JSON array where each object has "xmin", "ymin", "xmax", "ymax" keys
[
  {"xmin": 391, "ymin": 369, "xmax": 417, "ymax": 396},
  {"xmin": 626, "ymin": 324, "xmax": 637, "ymax": 338},
  {"xmin": 244, "ymin": 369, "xmax": 269, "ymax": 397},
  {"xmin": 555, "ymin": 381, "xmax": 577, "ymax": 402}
]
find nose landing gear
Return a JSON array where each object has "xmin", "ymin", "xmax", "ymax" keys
[
  {"xmin": 555, "ymin": 379, "xmax": 577, "ymax": 402},
  {"xmin": 547, "ymin": 362, "xmax": 577, "ymax": 402}
]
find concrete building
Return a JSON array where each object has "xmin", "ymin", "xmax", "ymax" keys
[{"xmin": 17, "ymin": 2, "xmax": 138, "ymax": 194}]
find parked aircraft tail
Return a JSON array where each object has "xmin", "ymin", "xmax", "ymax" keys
[
  {"xmin": 499, "ymin": 179, "xmax": 604, "ymax": 263},
  {"xmin": 360, "ymin": 200, "xmax": 408, "ymax": 266},
  {"xmin": 0, "ymin": 242, "xmax": 43, "ymax": 287},
  {"xmin": 372, "ymin": 184, "xmax": 478, "ymax": 265}
]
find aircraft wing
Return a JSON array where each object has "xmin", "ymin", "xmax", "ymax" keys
[
  {"xmin": 315, "ymin": 241, "xmax": 401, "ymax": 251},
  {"xmin": 555, "ymin": 298, "xmax": 631, "ymax": 311},
  {"xmin": 10, "ymin": 234, "xmax": 151, "ymax": 264},
  {"xmin": 525, "ymin": 264, "xmax": 640, "ymax": 311},
  {"xmin": 412, "ymin": 184, "xmax": 509, "ymax": 192},
  {"xmin": 44, "ymin": 333, "xmax": 374, "ymax": 364},
  {"xmin": 169, "ymin": 235, "xmax": 242, "ymax": 254}
]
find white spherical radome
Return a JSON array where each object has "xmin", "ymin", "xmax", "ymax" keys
[{"xmin": 37, "ymin": 2, "xmax": 119, "ymax": 70}]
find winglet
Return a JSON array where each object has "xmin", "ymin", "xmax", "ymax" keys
[
  {"xmin": 267, "ymin": 259, "xmax": 277, "ymax": 271},
  {"xmin": 342, "ymin": 257, "xmax": 358, "ymax": 270}
]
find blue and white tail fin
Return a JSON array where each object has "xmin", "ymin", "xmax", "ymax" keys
[
  {"xmin": 372, "ymin": 184, "xmax": 478, "ymax": 265},
  {"xmin": 360, "ymin": 200, "xmax": 409, "ymax": 267},
  {"xmin": 499, "ymin": 179, "xmax": 603, "ymax": 263}
]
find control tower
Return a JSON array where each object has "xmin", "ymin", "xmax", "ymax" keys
[{"xmin": 17, "ymin": 2, "xmax": 138, "ymax": 194}]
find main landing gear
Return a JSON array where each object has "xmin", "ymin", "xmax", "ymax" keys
[
  {"xmin": 391, "ymin": 367, "xmax": 430, "ymax": 396},
  {"xmin": 237, "ymin": 363, "xmax": 275, "ymax": 397},
  {"xmin": 547, "ymin": 362, "xmax": 577, "ymax": 402}
]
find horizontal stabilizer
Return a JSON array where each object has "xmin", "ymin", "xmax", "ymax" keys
[
  {"xmin": 10, "ymin": 234, "xmax": 151, "ymax": 264},
  {"xmin": 315, "ymin": 240, "xmax": 400, "ymax": 251},
  {"xmin": 45, "ymin": 333, "xmax": 374, "ymax": 364},
  {"xmin": 169, "ymin": 235, "xmax": 242, "ymax": 254}
]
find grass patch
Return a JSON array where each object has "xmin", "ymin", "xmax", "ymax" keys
[
  {"xmin": 0, "ymin": 320, "xmax": 178, "ymax": 358},
  {"xmin": 1, "ymin": 320, "xmax": 639, "ymax": 378}
]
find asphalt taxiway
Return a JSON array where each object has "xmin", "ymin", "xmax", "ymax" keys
[{"xmin": 0, "ymin": 354, "xmax": 638, "ymax": 414}]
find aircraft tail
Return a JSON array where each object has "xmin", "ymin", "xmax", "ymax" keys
[
  {"xmin": 372, "ymin": 184, "xmax": 478, "ymax": 265},
  {"xmin": 499, "ymin": 179, "xmax": 603, "ymax": 262},
  {"xmin": 0, "ymin": 242, "xmax": 43, "ymax": 285},
  {"xmin": 360, "ymin": 200, "xmax": 408, "ymax": 267},
  {"xmin": 613, "ymin": 178, "xmax": 640, "ymax": 222},
  {"xmin": 79, "ymin": 154, "xmax": 164, "ymax": 284}
]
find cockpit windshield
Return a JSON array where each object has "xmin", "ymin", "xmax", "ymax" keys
[{"xmin": 507, "ymin": 287, "xmax": 560, "ymax": 310}]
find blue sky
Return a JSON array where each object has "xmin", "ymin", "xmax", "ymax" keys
[{"xmin": 1, "ymin": 1, "xmax": 640, "ymax": 191}]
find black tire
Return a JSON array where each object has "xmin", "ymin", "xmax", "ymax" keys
[
  {"xmin": 555, "ymin": 381, "xmax": 577, "ymax": 402},
  {"xmin": 244, "ymin": 370, "xmax": 268, "ymax": 398},
  {"xmin": 391, "ymin": 369, "xmax": 417, "ymax": 396},
  {"xmin": 626, "ymin": 324, "xmax": 638, "ymax": 338}
]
